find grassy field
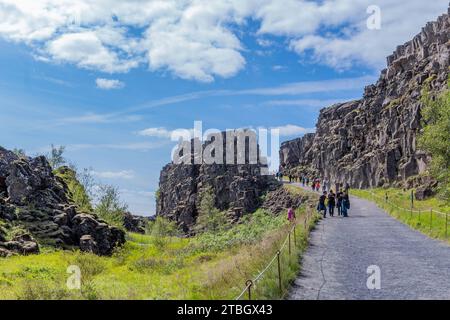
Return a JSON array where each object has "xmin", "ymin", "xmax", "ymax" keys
[
  {"xmin": 351, "ymin": 188, "xmax": 449, "ymax": 243},
  {"xmin": 0, "ymin": 186, "xmax": 319, "ymax": 300}
]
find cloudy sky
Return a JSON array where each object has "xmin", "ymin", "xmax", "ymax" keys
[{"xmin": 0, "ymin": 0, "xmax": 448, "ymax": 215}]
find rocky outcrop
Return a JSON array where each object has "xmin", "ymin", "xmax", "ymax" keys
[
  {"xmin": 280, "ymin": 9, "xmax": 450, "ymax": 190},
  {"xmin": 262, "ymin": 187, "xmax": 307, "ymax": 215},
  {"xmin": 0, "ymin": 147, "xmax": 125, "ymax": 256},
  {"xmin": 157, "ymin": 131, "xmax": 280, "ymax": 233},
  {"xmin": 123, "ymin": 212, "xmax": 153, "ymax": 234}
]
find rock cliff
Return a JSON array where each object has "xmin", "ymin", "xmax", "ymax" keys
[
  {"xmin": 157, "ymin": 131, "xmax": 280, "ymax": 233},
  {"xmin": 0, "ymin": 147, "xmax": 125, "ymax": 256},
  {"xmin": 280, "ymin": 8, "xmax": 450, "ymax": 189}
]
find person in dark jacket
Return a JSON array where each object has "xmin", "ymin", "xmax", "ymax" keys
[
  {"xmin": 327, "ymin": 190, "xmax": 336, "ymax": 217},
  {"xmin": 317, "ymin": 191, "xmax": 327, "ymax": 217},
  {"xmin": 341, "ymin": 192, "xmax": 350, "ymax": 217},
  {"xmin": 336, "ymin": 192, "xmax": 343, "ymax": 216}
]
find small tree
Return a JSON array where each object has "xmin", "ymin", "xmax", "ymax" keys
[
  {"xmin": 77, "ymin": 167, "xmax": 96, "ymax": 201},
  {"xmin": 147, "ymin": 216, "xmax": 179, "ymax": 249},
  {"xmin": 12, "ymin": 148, "xmax": 26, "ymax": 158},
  {"xmin": 196, "ymin": 186, "xmax": 227, "ymax": 232},
  {"xmin": 47, "ymin": 144, "xmax": 66, "ymax": 169},
  {"xmin": 94, "ymin": 185, "xmax": 127, "ymax": 229}
]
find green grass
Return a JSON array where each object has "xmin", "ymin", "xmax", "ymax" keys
[
  {"xmin": 0, "ymin": 186, "xmax": 319, "ymax": 300},
  {"xmin": 351, "ymin": 188, "xmax": 449, "ymax": 243}
]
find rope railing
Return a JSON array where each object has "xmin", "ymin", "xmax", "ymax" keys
[
  {"xmin": 358, "ymin": 189, "xmax": 449, "ymax": 239},
  {"xmin": 235, "ymin": 208, "xmax": 313, "ymax": 300}
]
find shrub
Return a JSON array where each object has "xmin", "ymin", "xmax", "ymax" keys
[
  {"xmin": 419, "ymin": 82, "xmax": 450, "ymax": 202},
  {"xmin": 195, "ymin": 186, "xmax": 227, "ymax": 233},
  {"xmin": 147, "ymin": 216, "xmax": 180, "ymax": 250},
  {"xmin": 94, "ymin": 185, "xmax": 127, "ymax": 229}
]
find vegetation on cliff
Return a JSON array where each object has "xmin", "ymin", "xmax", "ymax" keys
[{"xmin": 418, "ymin": 81, "xmax": 450, "ymax": 202}]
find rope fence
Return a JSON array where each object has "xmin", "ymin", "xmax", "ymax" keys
[
  {"xmin": 235, "ymin": 207, "xmax": 314, "ymax": 300},
  {"xmin": 360, "ymin": 190, "xmax": 448, "ymax": 239}
]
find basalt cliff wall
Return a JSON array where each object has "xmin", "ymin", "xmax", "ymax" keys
[{"xmin": 280, "ymin": 9, "xmax": 450, "ymax": 189}]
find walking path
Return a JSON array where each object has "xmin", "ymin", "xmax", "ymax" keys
[{"xmin": 288, "ymin": 183, "xmax": 450, "ymax": 300}]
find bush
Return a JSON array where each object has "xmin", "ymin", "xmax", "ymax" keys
[
  {"xmin": 94, "ymin": 185, "xmax": 127, "ymax": 229},
  {"xmin": 54, "ymin": 167, "xmax": 93, "ymax": 212},
  {"xmin": 147, "ymin": 216, "xmax": 179, "ymax": 249},
  {"xmin": 195, "ymin": 186, "xmax": 227, "ymax": 233}
]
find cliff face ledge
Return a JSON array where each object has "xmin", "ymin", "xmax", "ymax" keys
[
  {"xmin": 280, "ymin": 9, "xmax": 450, "ymax": 189},
  {"xmin": 157, "ymin": 131, "xmax": 280, "ymax": 233}
]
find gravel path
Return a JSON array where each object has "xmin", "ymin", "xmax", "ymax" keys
[{"xmin": 288, "ymin": 184, "xmax": 450, "ymax": 300}]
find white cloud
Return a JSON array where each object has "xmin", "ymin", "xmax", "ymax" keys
[
  {"xmin": 0, "ymin": 0, "xmax": 447, "ymax": 80},
  {"xmin": 96, "ymin": 78, "xmax": 125, "ymax": 90},
  {"xmin": 270, "ymin": 124, "xmax": 315, "ymax": 137},
  {"xmin": 137, "ymin": 127, "xmax": 172, "ymax": 138},
  {"xmin": 288, "ymin": 1, "xmax": 450, "ymax": 69},
  {"xmin": 137, "ymin": 127, "xmax": 200, "ymax": 141},
  {"xmin": 92, "ymin": 170, "xmax": 135, "ymax": 179},
  {"xmin": 264, "ymin": 98, "xmax": 357, "ymax": 107},
  {"xmin": 58, "ymin": 113, "xmax": 141, "ymax": 124},
  {"xmin": 66, "ymin": 141, "xmax": 170, "ymax": 151}
]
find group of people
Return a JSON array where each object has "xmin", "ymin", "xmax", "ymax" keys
[
  {"xmin": 317, "ymin": 190, "xmax": 350, "ymax": 218},
  {"xmin": 278, "ymin": 171, "xmax": 352, "ymax": 218}
]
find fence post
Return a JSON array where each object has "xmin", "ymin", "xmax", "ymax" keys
[
  {"xmin": 446, "ymin": 213, "xmax": 448, "ymax": 239},
  {"xmin": 277, "ymin": 250, "xmax": 282, "ymax": 295},
  {"xmin": 411, "ymin": 190, "xmax": 414, "ymax": 209},
  {"xmin": 245, "ymin": 280, "xmax": 253, "ymax": 300},
  {"xmin": 288, "ymin": 232, "xmax": 291, "ymax": 255},
  {"xmin": 418, "ymin": 209, "xmax": 421, "ymax": 223},
  {"xmin": 385, "ymin": 192, "xmax": 388, "ymax": 203},
  {"xmin": 293, "ymin": 225, "xmax": 296, "ymax": 246},
  {"xmin": 430, "ymin": 209, "xmax": 433, "ymax": 233}
]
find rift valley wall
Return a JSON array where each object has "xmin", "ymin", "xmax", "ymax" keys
[{"xmin": 280, "ymin": 9, "xmax": 450, "ymax": 189}]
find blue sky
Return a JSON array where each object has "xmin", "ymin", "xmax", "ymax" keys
[{"xmin": 0, "ymin": 1, "xmax": 448, "ymax": 215}]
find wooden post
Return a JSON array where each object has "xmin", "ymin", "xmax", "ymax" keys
[
  {"xmin": 293, "ymin": 225, "xmax": 296, "ymax": 246},
  {"xmin": 245, "ymin": 280, "xmax": 253, "ymax": 300},
  {"xmin": 288, "ymin": 232, "xmax": 291, "ymax": 255},
  {"xmin": 446, "ymin": 213, "xmax": 448, "ymax": 239},
  {"xmin": 430, "ymin": 209, "xmax": 433, "ymax": 233},
  {"xmin": 277, "ymin": 251, "xmax": 282, "ymax": 295}
]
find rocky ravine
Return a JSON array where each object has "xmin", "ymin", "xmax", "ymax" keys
[
  {"xmin": 157, "ymin": 131, "xmax": 280, "ymax": 233},
  {"xmin": 0, "ymin": 147, "xmax": 125, "ymax": 257},
  {"xmin": 280, "ymin": 9, "xmax": 449, "ymax": 191}
]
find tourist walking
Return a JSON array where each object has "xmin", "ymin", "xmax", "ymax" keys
[
  {"xmin": 341, "ymin": 192, "xmax": 350, "ymax": 217},
  {"xmin": 317, "ymin": 191, "xmax": 327, "ymax": 217},
  {"xmin": 287, "ymin": 207, "xmax": 296, "ymax": 222},
  {"xmin": 336, "ymin": 191, "xmax": 343, "ymax": 216},
  {"xmin": 328, "ymin": 190, "xmax": 336, "ymax": 217}
]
